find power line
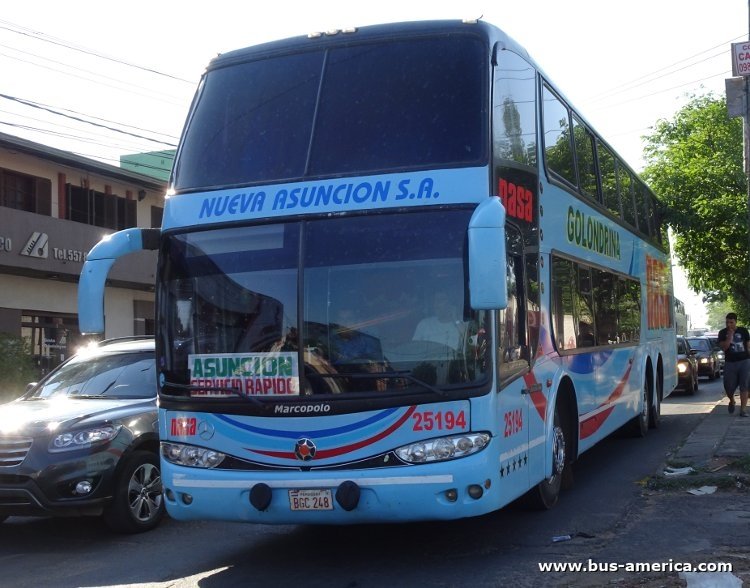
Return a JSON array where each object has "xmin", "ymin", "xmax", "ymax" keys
[
  {"xmin": 0, "ymin": 93, "xmax": 178, "ymax": 147},
  {"xmin": 0, "ymin": 120, "xmax": 173, "ymax": 174},
  {"xmin": 589, "ymin": 34, "xmax": 745, "ymax": 102},
  {"xmin": 0, "ymin": 19, "xmax": 195, "ymax": 84},
  {"xmin": 0, "ymin": 42, "xmax": 190, "ymax": 103},
  {"xmin": 589, "ymin": 69, "xmax": 730, "ymax": 113},
  {"xmin": 0, "ymin": 49, "xmax": 190, "ymax": 107}
]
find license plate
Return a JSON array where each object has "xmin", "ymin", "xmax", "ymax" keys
[{"xmin": 288, "ymin": 488, "xmax": 333, "ymax": 511}]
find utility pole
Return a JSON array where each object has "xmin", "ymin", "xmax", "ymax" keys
[
  {"xmin": 747, "ymin": 1, "xmax": 750, "ymax": 285},
  {"xmin": 727, "ymin": 1, "xmax": 750, "ymax": 285}
]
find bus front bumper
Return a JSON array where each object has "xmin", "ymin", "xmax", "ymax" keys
[{"xmin": 162, "ymin": 460, "xmax": 502, "ymax": 525}]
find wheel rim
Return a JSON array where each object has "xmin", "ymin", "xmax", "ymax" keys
[
  {"xmin": 127, "ymin": 463, "xmax": 163, "ymax": 523},
  {"xmin": 640, "ymin": 384, "xmax": 649, "ymax": 426},
  {"xmin": 551, "ymin": 424, "xmax": 566, "ymax": 477}
]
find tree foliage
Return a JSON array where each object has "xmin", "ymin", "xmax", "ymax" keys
[
  {"xmin": 706, "ymin": 300, "xmax": 733, "ymax": 330},
  {"xmin": 0, "ymin": 333, "xmax": 36, "ymax": 403},
  {"xmin": 642, "ymin": 94, "xmax": 749, "ymax": 321}
]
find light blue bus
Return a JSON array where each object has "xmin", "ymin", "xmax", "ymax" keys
[{"xmin": 79, "ymin": 19, "xmax": 677, "ymax": 524}]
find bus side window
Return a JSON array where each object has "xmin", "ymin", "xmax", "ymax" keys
[
  {"xmin": 575, "ymin": 266, "xmax": 595, "ymax": 348},
  {"xmin": 552, "ymin": 256, "xmax": 576, "ymax": 350},
  {"xmin": 618, "ymin": 164, "xmax": 637, "ymax": 229},
  {"xmin": 493, "ymin": 50, "xmax": 537, "ymax": 167},
  {"xmin": 598, "ymin": 142, "xmax": 620, "ymax": 219},
  {"xmin": 542, "ymin": 85, "xmax": 576, "ymax": 187},
  {"xmin": 498, "ymin": 228, "xmax": 527, "ymax": 382}
]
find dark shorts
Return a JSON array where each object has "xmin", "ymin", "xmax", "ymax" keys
[{"xmin": 723, "ymin": 359, "xmax": 750, "ymax": 393}]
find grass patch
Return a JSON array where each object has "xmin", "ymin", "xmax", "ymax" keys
[
  {"xmin": 664, "ymin": 459, "xmax": 694, "ymax": 469},
  {"xmin": 645, "ymin": 473, "xmax": 738, "ymax": 492},
  {"xmin": 731, "ymin": 455, "xmax": 750, "ymax": 474}
]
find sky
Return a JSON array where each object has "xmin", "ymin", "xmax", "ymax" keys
[{"xmin": 2, "ymin": 0, "xmax": 747, "ymax": 326}]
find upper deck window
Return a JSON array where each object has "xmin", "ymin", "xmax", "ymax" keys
[{"xmin": 174, "ymin": 36, "xmax": 487, "ymax": 191}]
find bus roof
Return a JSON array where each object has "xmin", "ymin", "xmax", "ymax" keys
[{"xmin": 208, "ymin": 19, "xmax": 531, "ymax": 71}]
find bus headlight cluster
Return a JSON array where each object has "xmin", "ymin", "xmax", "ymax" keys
[
  {"xmin": 395, "ymin": 433, "xmax": 490, "ymax": 463},
  {"xmin": 50, "ymin": 424, "xmax": 122, "ymax": 452},
  {"xmin": 161, "ymin": 442, "xmax": 225, "ymax": 468}
]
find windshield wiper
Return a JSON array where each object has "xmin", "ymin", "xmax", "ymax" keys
[
  {"xmin": 162, "ymin": 381, "xmax": 268, "ymax": 409},
  {"xmin": 307, "ymin": 371, "xmax": 447, "ymax": 397},
  {"xmin": 72, "ymin": 379, "xmax": 117, "ymax": 398}
]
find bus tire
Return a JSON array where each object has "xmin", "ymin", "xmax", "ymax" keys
[
  {"xmin": 103, "ymin": 451, "xmax": 165, "ymax": 534},
  {"xmin": 649, "ymin": 369, "xmax": 662, "ymax": 429},
  {"xmin": 524, "ymin": 405, "xmax": 568, "ymax": 510},
  {"xmin": 629, "ymin": 380, "xmax": 650, "ymax": 438}
]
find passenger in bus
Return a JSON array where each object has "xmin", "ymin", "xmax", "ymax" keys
[{"xmin": 412, "ymin": 291, "xmax": 467, "ymax": 350}]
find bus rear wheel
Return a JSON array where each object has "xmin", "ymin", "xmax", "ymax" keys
[
  {"xmin": 524, "ymin": 406, "xmax": 567, "ymax": 510},
  {"xmin": 649, "ymin": 375, "xmax": 661, "ymax": 429},
  {"xmin": 629, "ymin": 380, "xmax": 650, "ymax": 437}
]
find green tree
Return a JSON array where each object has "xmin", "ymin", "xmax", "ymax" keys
[
  {"xmin": 0, "ymin": 333, "xmax": 37, "ymax": 403},
  {"xmin": 642, "ymin": 94, "xmax": 749, "ymax": 321},
  {"xmin": 706, "ymin": 300, "xmax": 733, "ymax": 330}
]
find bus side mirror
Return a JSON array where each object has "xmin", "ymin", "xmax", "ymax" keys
[
  {"xmin": 78, "ymin": 228, "xmax": 159, "ymax": 335},
  {"xmin": 468, "ymin": 197, "xmax": 507, "ymax": 310}
]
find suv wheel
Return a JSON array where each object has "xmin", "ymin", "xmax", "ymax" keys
[{"xmin": 103, "ymin": 450, "xmax": 164, "ymax": 534}]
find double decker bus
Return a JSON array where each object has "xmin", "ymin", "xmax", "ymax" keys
[{"xmin": 79, "ymin": 20, "xmax": 677, "ymax": 524}]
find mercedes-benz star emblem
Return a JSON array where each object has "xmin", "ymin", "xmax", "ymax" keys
[{"xmin": 197, "ymin": 420, "xmax": 215, "ymax": 440}]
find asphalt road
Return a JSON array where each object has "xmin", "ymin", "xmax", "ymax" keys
[{"xmin": 0, "ymin": 380, "xmax": 726, "ymax": 588}]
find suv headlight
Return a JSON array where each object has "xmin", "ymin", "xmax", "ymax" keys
[
  {"xmin": 161, "ymin": 442, "xmax": 225, "ymax": 468},
  {"xmin": 50, "ymin": 424, "xmax": 122, "ymax": 452},
  {"xmin": 395, "ymin": 432, "xmax": 490, "ymax": 464}
]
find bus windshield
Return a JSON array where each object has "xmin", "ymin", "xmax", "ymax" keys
[
  {"xmin": 158, "ymin": 209, "xmax": 490, "ymax": 398},
  {"xmin": 173, "ymin": 35, "xmax": 487, "ymax": 191}
]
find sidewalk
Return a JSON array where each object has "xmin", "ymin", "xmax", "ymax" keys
[{"xmin": 673, "ymin": 394, "xmax": 750, "ymax": 466}]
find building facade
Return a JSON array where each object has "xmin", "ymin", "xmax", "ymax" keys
[{"xmin": 0, "ymin": 132, "xmax": 166, "ymax": 376}]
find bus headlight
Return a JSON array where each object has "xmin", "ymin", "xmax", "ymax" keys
[
  {"xmin": 395, "ymin": 433, "xmax": 490, "ymax": 464},
  {"xmin": 161, "ymin": 442, "xmax": 225, "ymax": 468}
]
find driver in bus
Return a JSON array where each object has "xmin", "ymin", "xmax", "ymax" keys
[{"xmin": 412, "ymin": 291, "xmax": 467, "ymax": 350}]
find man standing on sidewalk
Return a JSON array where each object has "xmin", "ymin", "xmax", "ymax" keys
[{"xmin": 718, "ymin": 312, "xmax": 750, "ymax": 417}]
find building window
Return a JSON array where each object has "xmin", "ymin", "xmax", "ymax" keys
[
  {"xmin": 21, "ymin": 312, "xmax": 85, "ymax": 377},
  {"xmin": 0, "ymin": 168, "xmax": 51, "ymax": 215},
  {"xmin": 151, "ymin": 205, "xmax": 163, "ymax": 228},
  {"xmin": 65, "ymin": 184, "xmax": 136, "ymax": 229}
]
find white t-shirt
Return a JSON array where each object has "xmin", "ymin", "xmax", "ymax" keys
[{"xmin": 413, "ymin": 316, "xmax": 465, "ymax": 350}]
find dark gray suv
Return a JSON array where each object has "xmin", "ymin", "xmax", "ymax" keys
[{"xmin": 0, "ymin": 337, "xmax": 163, "ymax": 533}]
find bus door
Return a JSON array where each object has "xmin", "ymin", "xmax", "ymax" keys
[{"xmin": 496, "ymin": 226, "xmax": 531, "ymax": 496}]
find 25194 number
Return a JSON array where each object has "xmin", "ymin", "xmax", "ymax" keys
[
  {"xmin": 503, "ymin": 409, "xmax": 523, "ymax": 438},
  {"xmin": 412, "ymin": 410, "xmax": 467, "ymax": 431}
]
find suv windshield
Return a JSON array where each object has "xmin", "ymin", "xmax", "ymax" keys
[
  {"xmin": 159, "ymin": 209, "xmax": 490, "ymax": 399},
  {"xmin": 687, "ymin": 338, "xmax": 710, "ymax": 352},
  {"xmin": 28, "ymin": 351, "xmax": 156, "ymax": 400},
  {"xmin": 173, "ymin": 35, "xmax": 486, "ymax": 190}
]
